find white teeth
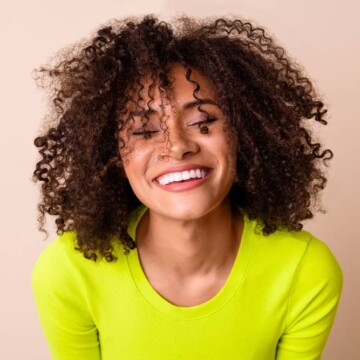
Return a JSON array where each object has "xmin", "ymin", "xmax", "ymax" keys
[{"xmin": 157, "ymin": 168, "xmax": 208, "ymax": 185}]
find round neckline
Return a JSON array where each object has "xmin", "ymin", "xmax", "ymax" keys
[{"xmin": 126, "ymin": 205, "xmax": 254, "ymax": 320}]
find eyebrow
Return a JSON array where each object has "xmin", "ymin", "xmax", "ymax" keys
[{"xmin": 128, "ymin": 98, "xmax": 219, "ymax": 118}]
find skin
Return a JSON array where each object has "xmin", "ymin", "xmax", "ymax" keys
[{"xmin": 120, "ymin": 63, "xmax": 244, "ymax": 305}]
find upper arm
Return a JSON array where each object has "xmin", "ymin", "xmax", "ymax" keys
[
  {"xmin": 276, "ymin": 236, "xmax": 343, "ymax": 360},
  {"xmin": 31, "ymin": 240, "xmax": 101, "ymax": 360}
]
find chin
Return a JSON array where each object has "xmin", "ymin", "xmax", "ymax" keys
[{"xmin": 154, "ymin": 200, "xmax": 222, "ymax": 221}]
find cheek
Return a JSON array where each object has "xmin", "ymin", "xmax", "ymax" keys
[
  {"xmin": 120, "ymin": 146, "xmax": 157, "ymax": 183},
  {"xmin": 211, "ymin": 132, "xmax": 237, "ymax": 162},
  {"xmin": 217, "ymin": 138, "xmax": 237, "ymax": 179}
]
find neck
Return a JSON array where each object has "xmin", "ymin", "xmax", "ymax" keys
[{"xmin": 136, "ymin": 201, "xmax": 244, "ymax": 280}]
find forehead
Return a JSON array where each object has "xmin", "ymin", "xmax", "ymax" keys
[{"xmin": 124, "ymin": 63, "xmax": 218, "ymax": 114}]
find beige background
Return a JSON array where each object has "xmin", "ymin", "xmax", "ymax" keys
[{"xmin": 1, "ymin": 0, "xmax": 358, "ymax": 359}]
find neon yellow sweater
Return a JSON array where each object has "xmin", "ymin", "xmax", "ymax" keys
[{"xmin": 32, "ymin": 205, "xmax": 343, "ymax": 359}]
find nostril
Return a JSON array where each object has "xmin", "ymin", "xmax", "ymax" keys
[
  {"xmin": 168, "ymin": 138, "xmax": 200, "ymax": 155},
  {"xmin": 183, "ymin": 150, "xmax": 194, "ymax": 157}
]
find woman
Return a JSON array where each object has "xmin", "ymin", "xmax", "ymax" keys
[{"xmin": 32, "ymin": 14, "xmax": 343, "ymax": 359}]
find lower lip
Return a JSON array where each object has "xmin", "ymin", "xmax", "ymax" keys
[{"xmin": 154, "ymin": 170, "xmax": 212, "ymax": 192}]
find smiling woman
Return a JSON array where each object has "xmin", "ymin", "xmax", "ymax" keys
[
  {"xmin": 31, "ymin": 14, "xmax": 343, "ymax": 360},
  {"xmin": 119, "ymin": 63, "xmax": 237, "ymax": 222}
]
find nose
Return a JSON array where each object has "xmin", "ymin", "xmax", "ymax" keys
[{"xmin": 161, "ymin": 125, "xmax": 200, "ymax": 160}]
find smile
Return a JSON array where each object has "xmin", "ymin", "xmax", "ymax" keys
[
  {"xmin": 156, "ymin": 168, "xmax": 210, "ymax": 185},
  {"xmin": 154, "ymin": 168, "xmax": 213, "ymax": 192}
]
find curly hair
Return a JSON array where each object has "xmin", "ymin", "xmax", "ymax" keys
[{"xmin": 32, "ymin": 14, "xmax": 333, "ymax": 262}]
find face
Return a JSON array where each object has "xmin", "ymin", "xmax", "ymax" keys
[{"xmin": 119, "ymin": 63, "xmax": 237, "ymax": 222}]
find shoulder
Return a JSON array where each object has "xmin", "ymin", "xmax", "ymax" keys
[
  {"xmin": 32, "ymin": 232, "xmax": 87, "ymax": 293},
  {"xmin": 281, "ymin": 232, "xmax": 344, "ymax": 332},
  {"xmin": 250, "ymin": 220, "xmax": 342, "ymax": 278},
  {"xmin": 31, "ymin": 231, "xmax": 125, "ymax": 290},
  {"xmin": 32, "ymin": 231, "xmax": 87, "ymax": 278},
  {"xmin": 31, "ymin": 231, "xmax": 130, "ymax": 323},
  {"xmin": 261, "ymin": 226, "xmax": 344, "ymax": 316},
  {"xmin": 289, "ymin": 233, "xmax": 344, "ymax": 296},
  {"xmin": 273, "ymin": 228, "xmax": 343, "ymax": 288},
  {"xmin": 297, "ymin": 234, "xmax": 343, "ymax": 278},
  {"xmin": 32, "ymin": 232, "xmax": 105, "ymax": 329},
  {"xmin": 247, "ymin": 219, "xmax": 343, "ymax": 296}
]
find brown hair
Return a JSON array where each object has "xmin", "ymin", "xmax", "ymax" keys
[{"xmin": 32, "ymin": 14, "xmax": 333, "ymax": 262}]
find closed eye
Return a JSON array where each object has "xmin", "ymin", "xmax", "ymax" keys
[
  {"xmin": 190, "ymin": 117, "xmax": 218, "ymax": 126},
  {"xmin": 131, "ymin": 117, "xmax": 218, "ymax": 138},
  {"xmin": 132, "ymin": 130, "xmax": 160, "ymax": 140},
  {"xmin": 132, "ymin": 130, "xmax": 159, "ymax": 136}
]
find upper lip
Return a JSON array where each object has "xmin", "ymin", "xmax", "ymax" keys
[{"xmin": 153, "ymin": 164, "xmax": 212, "ymax": 182}]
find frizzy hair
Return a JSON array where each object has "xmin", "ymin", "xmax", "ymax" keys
[{"xmin": 32, "ymin": 14, "xmax": 333, "ymax": 262}]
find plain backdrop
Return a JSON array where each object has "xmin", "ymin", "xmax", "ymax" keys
[{"xmin": 1, "ymin": 0, "xmax": 359, "ymax": 359}]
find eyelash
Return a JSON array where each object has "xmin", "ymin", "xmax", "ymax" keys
[
  {"xmin": 132, "ymin": 130, "xmax": 159, "ymax": 138},
  {"xmin": 132, "ymin": 117, "xmax": 218, "ymax": 138},
  {"xmin": 192, "ymin": 117, "xmax": 218, "ymax": 127}
]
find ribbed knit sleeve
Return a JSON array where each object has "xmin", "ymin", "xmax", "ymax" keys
[
  {"xmin": 31, "ymin": 233, "xmax": 101, "ymax": 360},
  {"xmin": 275, "ymin": 235, "xmax": 344, "ymax": 360}
]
